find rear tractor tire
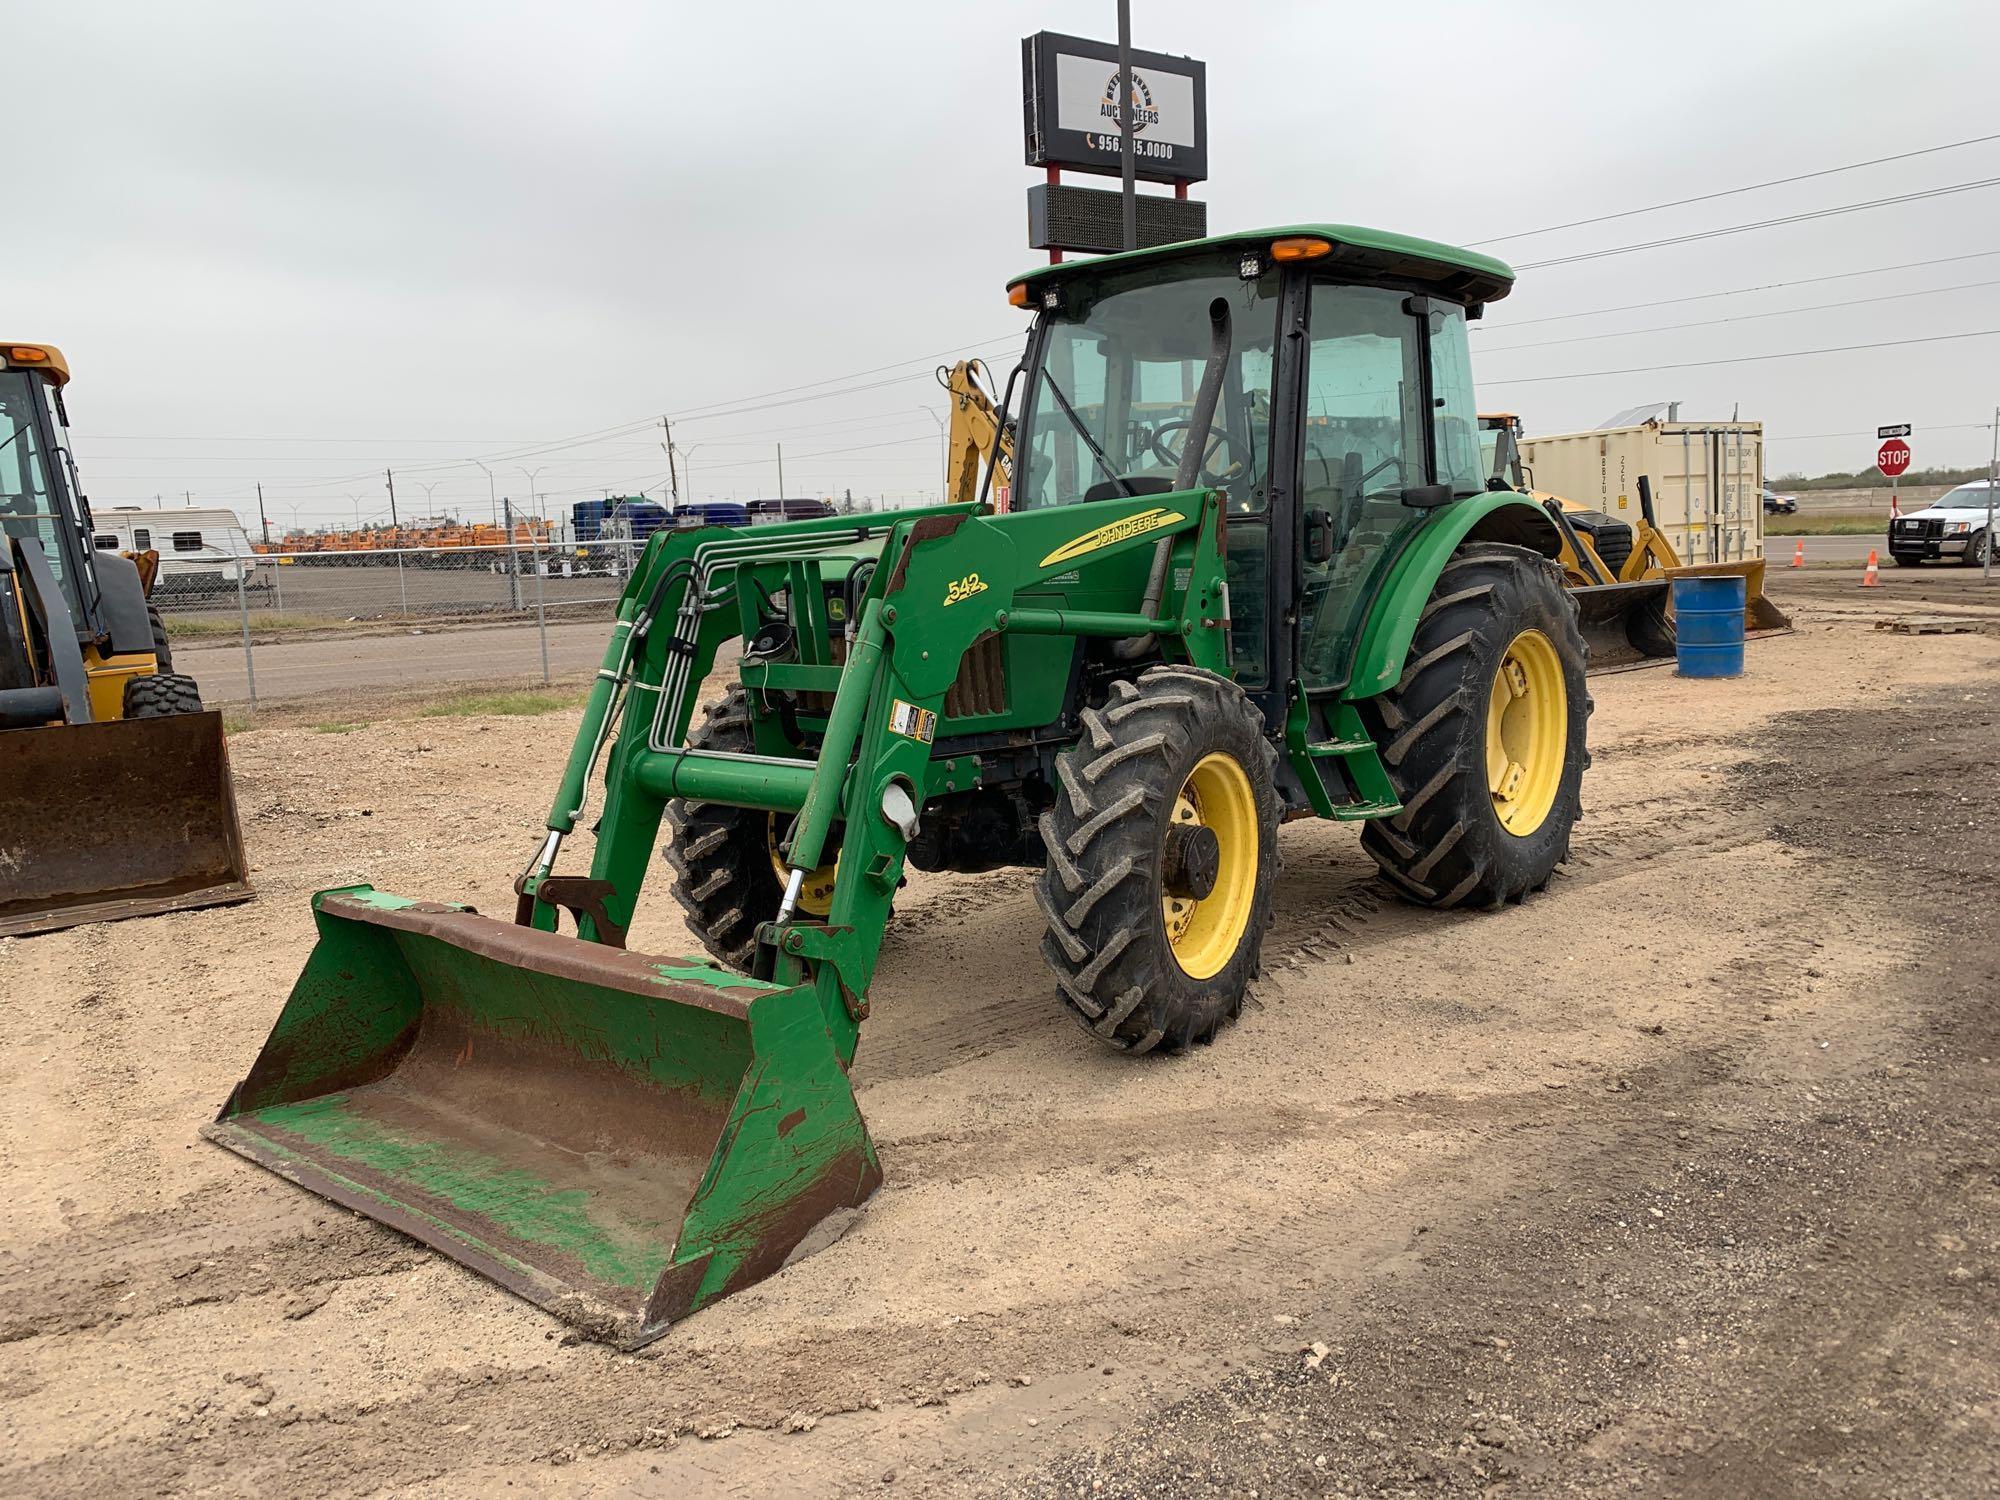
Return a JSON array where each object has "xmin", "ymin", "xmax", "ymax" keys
[
  {"xmin": 123, "ymin": 672, "xmax": 204, "ymax": 718},
  {"xmin": 1625, "ymin": 591, "xmax": 1676, "ymax": 659},
  {"xmin": 1358, "ymin": 542, "xmax": 1590, "ymax": 910},
  {"xmin": 1037, "ymin": 665, "xmax": 1280, "ymax": 1055},
  {"xmin": 665, "ymin": 685, "xmax": 843, "ymax": 969}
]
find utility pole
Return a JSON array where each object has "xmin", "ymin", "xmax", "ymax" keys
[
  {"xmin": 919, "ymin": 405, "xmax": 947, "ymax": 500},
  {"xmin": 776, "ymin": 442, "xmax": 786, "ymax": 500},
  {"xmin": 1117, "ymin": 0, "xmax": 1137, "ymax": 253},
  {"xmin": 661, "ymin": 417, "xmax": 680, "ymax": 503},
  {"xmin": 255, "ymin": 481, "xmax": 271, "ymax": 545}
]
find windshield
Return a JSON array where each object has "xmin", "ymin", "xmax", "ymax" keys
[
  {"xmin": 0, "ymin": 368, "xmax": 83, "ymax": 612},
  {"xmin": 1936, "ymin": 482, "xmax": 1997, "ymax": 510},
  {"xmin": 1013, "ymin": 258, "xmax": 1279, "ymax": 513}
]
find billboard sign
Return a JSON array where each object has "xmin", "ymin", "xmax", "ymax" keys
[{"xmin": 1022, "ymin": 31, "xmax": 1208, "ymax": 185}]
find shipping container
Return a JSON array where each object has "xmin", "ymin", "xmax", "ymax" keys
[{"xmin": 1518, "ymin": 420, "xmax": 1765, "ymax": 564}]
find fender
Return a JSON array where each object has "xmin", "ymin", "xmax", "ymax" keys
[{"xmin": 1340, "ymin": 493, "xmax": 1561, "ymax": 702}]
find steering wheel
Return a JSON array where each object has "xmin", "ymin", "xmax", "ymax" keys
[
  {"xmin": 1148, "ymin": 421, "xmax": 1251, "ymax": 486},
  {"xmin": 1354, "ymin": 454, "xmax": 1405, "ymax": 492}
]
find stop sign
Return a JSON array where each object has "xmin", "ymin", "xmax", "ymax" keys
[{"xmin": 1877, "ymin": 438, "xmax": 1913, "ymax": 478}]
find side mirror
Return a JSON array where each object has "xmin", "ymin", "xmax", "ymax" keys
[
  {"xmin": 1303, "ymin": 508, "xmax": 1335, "ymax": 565},
  {"xmin": 1400, "ymin": 484, "xmax": 1454, "ymax": 509}
]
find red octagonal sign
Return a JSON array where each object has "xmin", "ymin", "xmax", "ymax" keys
[{"xmin": 1877, "ymin": 439, "xmax": 1912, "ymax": 478}]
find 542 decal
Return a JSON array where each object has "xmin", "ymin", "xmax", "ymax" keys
[{"xmin": 944, "ymin": 572, "xmax": 989, "ymax": 606}]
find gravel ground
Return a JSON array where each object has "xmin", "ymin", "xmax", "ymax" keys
[{"xmin": 2, "ymin": 571, "xmax": 1996, "ymax": 1498}]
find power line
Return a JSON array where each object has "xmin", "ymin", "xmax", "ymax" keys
[
  {"xmin": 75, "ymin": 412, "xmax": 949, "ymax": 465},
  {"xmin": 1475, "ymin": 278, "xmax": 2000, "ymax": 355},
  {"xmin": 1481, "ymin": 328, "xmax": 2000, "ymax": 386},
  {"xmin": 1514, "ymin": 178, "xmax": 2000, "ymax": 270},
  {"xmin": 1476, "ymin": 250, "xmax": 2000, "ymax": 331},
  {"xmin": 668, "ymin": 334, "xmax": 1022, "ymax": 421},
  {"xmin": 1469, "ymin": 132, "xmax": 2000, "ymax": 246}
]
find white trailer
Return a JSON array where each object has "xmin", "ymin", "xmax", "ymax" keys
[
  {"xmin": 90, "ymin": 506, "xmax": 255, "ymax": 592},
  {"xmin": 1519, "ymin": 419, "xmax": 1765, "ymax": 564}
]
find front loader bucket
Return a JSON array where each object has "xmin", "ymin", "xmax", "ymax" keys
[
  {"xmin": 202, "ymin": 887, "xmax": 880, "ymax": 1347},
  {"xmin": 0, "ymin": 711, "xmax": 252, "ymax": 938},
  {"xmin": 1662, "ymin": 559, "xmax": 1792, "ymax": 634}
]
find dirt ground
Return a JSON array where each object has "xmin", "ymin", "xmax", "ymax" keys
[{"xmin": 4, "ymin": 569, "xmax": 1998, "ymax": 1499}]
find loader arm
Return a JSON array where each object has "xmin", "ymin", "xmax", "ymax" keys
[{"xmin": 525, "ymin": 488, "xmax": 1232, "ymax": 1066}]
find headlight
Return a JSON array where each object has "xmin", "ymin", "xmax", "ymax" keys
[{"xmin": 1947, "ymin": 522, "xmax": 1971, "ymax": 534}]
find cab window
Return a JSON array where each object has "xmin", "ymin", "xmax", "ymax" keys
[
  {"xmin": 1294, "ymin": 284, "xmax": 1429, "ymax": 692},
  {"xmin": 1014, "ymin": 260, "xmax": 1279, "ymax": 514},
  {"xmin": 1426, "ymin": 304, "xmax": 1482, "ymax": 496}
]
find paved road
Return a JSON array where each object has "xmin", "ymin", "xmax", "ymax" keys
[
  {"xmin": 178, "ymin": 618, "xmax": 613, "ymax": 706},
  {"xmin": 1773, "ymin": 534, "xmax": 1879, "ymax": 565}
]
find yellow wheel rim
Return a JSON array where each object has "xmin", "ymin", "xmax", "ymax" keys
[
  {"xmin": 1162, "ymin": 751, "xmax": 1259, "ymax": 980},
  {"xmin": 768, "ymin": 815, "xmax": 839, "ymax": 917},
  {"xmin": 1486, "ymin": 628, "xmax": 1567, "ymax": 837}
]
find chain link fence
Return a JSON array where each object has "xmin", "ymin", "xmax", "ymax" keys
[{"xmin": 155, "ymin": 539, "xmax": 654, "ymax": 707}]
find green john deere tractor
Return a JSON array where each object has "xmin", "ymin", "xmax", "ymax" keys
[{"xmin": 207, "ymin": 225, "xmax": 1590, "ymax": 1346}]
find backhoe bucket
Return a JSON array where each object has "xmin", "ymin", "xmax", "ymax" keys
[
  {"xmin": 203, "ymin": 887, "xmax": 881, "ymax": 1348},
  {"xmin": 1569, "ymin": 578, "xmax": 1673, "ymax": 669},
  {"xmin": 0, "ymin": 711, "xmax": 251, "ymax": 938}
]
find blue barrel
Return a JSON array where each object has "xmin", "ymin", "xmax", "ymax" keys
[{"xmin": 1673, "ymin": 574, "xmax": 1746, "ymax": 678}]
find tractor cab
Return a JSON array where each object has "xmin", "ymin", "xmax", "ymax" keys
[
  {"xmin": 0, "ymin": 345, "xmax": 100, "ymax": 636},
  {"xmin": 1005, "ymin": 228, "xmax": 1531, "ymax": 714}
]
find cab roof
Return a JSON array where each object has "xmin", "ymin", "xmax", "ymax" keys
[
  {"xmin": 1007, "ymin": 224, "xmax": 1514, "ymax": 307},
  {"xmin": 1, "ymin": 342, "xmax": 70, "ymax": 386}
]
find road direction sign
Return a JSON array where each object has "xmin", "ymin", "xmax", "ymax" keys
[
  {"xmin": 1877, "ymin": 423, "xmax": 1912, "ymax": 440},
  {"xmin": 1877, "ymin": 439, "xmax": 1913, "ymax": 478}
]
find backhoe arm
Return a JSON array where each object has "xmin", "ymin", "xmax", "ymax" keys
[{"xmin": 939, "ymin": 360, "xmax": 1013, "ymax": 508}]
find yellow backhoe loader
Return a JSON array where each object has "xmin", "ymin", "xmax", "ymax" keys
[
  {"xmin": 1479, "ymin": 413, "xmax": 1788, "ymax": 664},
  {"xmin": 0, "ymin": 342, "xmax": 250, "ymax": 936}
]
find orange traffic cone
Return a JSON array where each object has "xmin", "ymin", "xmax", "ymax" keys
[
  {"xmin": 1861, "ymin": 549, "xmax": 1881, "ymax": 588},
  {"xmin": 1790, "ymin": 539, "xmax": 1805, "ymax": 568}
]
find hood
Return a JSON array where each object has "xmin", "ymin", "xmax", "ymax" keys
[{"xmin": 1908, "ymin": 485, "xmax": 1996, "ymax": 517}]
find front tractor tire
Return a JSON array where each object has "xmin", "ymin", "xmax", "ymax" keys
[
  {"xmin": 122, "ymin": 672, "xmax": 204, "ymax": 718},
  {"xmin": 1037, "ymin": 666, "xmax": 1280, "ymax": 1055},
  {"xmin": 1358, "ymin": 542, "xmax": 1590, "ymax": 910},
  {"xmin": 664, "ymin": 686, "xmax": 841, "ymax": 969}
]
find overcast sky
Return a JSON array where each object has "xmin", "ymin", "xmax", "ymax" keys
[{"xmin": 14, "ymin": 0, "xmax": 1999, "ymax": 530}]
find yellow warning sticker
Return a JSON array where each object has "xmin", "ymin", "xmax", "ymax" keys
[{"xmin": 887, "ymin": 699, "xmax": 936, "ymax": 743}]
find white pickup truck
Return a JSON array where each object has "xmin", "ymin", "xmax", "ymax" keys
[{"xmin": 1888, "ymin": 481, "xmax": 1997, "ymax": 567}]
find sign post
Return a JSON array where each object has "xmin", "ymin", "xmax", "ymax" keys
[
  {"xmin": 1877, "ymin": 424, "xmax": 1912, "ymax": 517},
  {"xmin": 1116, "ymin": 1, "xmax": 1136, "ymax": 253},
  {"xmin": 1986, "ymin": 406, "xmax": 1996, "ymax": 585}
]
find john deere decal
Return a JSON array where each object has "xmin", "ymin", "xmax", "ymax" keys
[{"xmin": 1038, "ymin": 508, "xmax": 1185, "ymax": 569}]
